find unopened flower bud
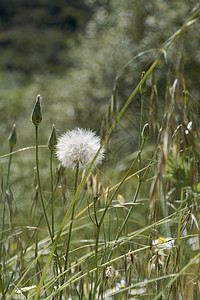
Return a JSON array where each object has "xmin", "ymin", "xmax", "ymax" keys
[
  {"xmin": 32, "ymin": 94, "xmax": 42, "ymax": 126},
  {"xmin": 141, "ymin": 123, "xmax": 150, "ymax": 141},
  {"xmin": 48, "ymin": 124, "xmax": 57, "ymax": 152},
  {"xmin": 139, "ymin": 71, "xmax": 147, "ymax": 94},
  {"xmin": 9, "ymin": 124, "xmax": 17, "ymax": 148}
]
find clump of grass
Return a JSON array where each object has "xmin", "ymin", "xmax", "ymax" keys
[{"xmin": 0, "ymin": 6, "xmax": 200, "ymax": 300}]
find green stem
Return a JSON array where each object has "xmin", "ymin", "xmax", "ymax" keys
[
  {"xmin": 23, "ymin": 180, "xmax": 59, "ymax": 254},
  {"xmin": 50, "ymin": 152, "xmax": 54, "ymax": 237},
  {"xmin": 175, "ymin": 187, "xmax": 184, "ymax": 268},
  {"xmin": 59, "ymin": 163, "xmax": 79, "ymax": 300},
  {"xmin": 138, "ymin": 91, "xmax": 145, "ymax": 180},
  {"xmin": 35, "ymin": 126, "xmax": 52, "ymax": 239},
  {"xmin": 0, "ymin": 146, "xmax": 12, "ymax": 260}
]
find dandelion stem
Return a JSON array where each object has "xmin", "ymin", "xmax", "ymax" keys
[{"xmin": 59, "ymin": 163, "xmax": 79, "ymax": 300}]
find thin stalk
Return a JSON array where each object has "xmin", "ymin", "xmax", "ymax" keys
[
  {"xmin": 50, "ymin": 152, "xmax": 54, "ymax": 237},
  {"xmin": 0, "ymin": 146, "xmax": 12, "ymax": 260},
  {"xmin": 0, "ymin": 145, "xmax": 47, "ymax": 160},
  {"xmin": 138, "ymin": 91, "xmax": 145, "ymax": 180},
  {"xmin": 23, "ymin": 180, "xmax": 59, "ymax": 254},
  {"xmin": 59, "ymin": 163, "xmax": 79, "ymax": 300},
  {"xmin": 35, "ymin": 126, "xmax": 52, "ymax": 238},
  {"xmin": 175, "ymin": 187, "xmax": 184, "ymax": 268}
]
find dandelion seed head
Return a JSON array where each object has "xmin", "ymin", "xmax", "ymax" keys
[{"xmin": 56, "ymin": 128, "xmax": 104, "ymax": 170}]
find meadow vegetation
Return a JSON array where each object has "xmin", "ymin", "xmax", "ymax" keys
[{"xmin": 0, "ymin": 1, "xmax": 200, "ymax": 299}]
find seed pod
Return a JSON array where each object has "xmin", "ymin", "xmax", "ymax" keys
[
  {"xmin": 32, "ymin": 94, "xmax": 42, "ymax": 126},
  {"xmin": 9, "ymin": 124, "xmax": 17, "ymax": 148}
]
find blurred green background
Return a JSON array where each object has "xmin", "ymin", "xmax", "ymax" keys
[{"xmin": 0, "ymin": 0, "xmax": 199, "ymax": 148}]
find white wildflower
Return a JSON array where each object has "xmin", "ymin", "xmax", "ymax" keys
[
  {"xmin": 56, "ymin": 128, "xmax": 104, "ymax": 170},
  {"xmin": 152, "ymin": 237, "xmax": 175, "ymax": 251}
]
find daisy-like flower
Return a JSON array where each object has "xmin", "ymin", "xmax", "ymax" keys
[
  {"xmin": 152, "ymin": 237, "xmax": 175, "ymax": 256},
  {"xmin": 56, "ymin": 128, "xmax": 104, "ymax": 170}
]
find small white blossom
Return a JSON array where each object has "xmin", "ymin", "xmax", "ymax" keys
[
  {"xmin": 56, "ymin": 128, "xmax": 104, "ymax": 170},
  {"xmin": 152, "ymin": 237, "xmax": 175, "ymax": 251}
]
